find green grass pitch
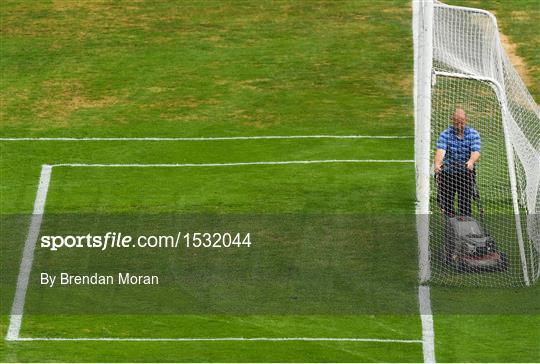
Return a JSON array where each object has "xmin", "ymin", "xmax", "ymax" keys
[{"xmin": 1, "ymin": 0, "xmax": 539, "ymax": 362}]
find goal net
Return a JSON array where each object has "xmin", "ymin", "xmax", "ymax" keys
[{"xmin": 414, "ymin": 0, "xmax": 540, "ymax": 286}]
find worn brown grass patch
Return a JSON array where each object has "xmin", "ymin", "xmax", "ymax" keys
[
  {"xmin": 34, "ymin": 79, "xmax": 120, "ymax": 120},
  {"xmin": 499, "ymin": 33, "xmax": 533, "ymax": 87}
]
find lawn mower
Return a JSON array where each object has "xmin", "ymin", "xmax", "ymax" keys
[{"xmin": 438, "ymin": 168, "xmax": 508, "ymax": 272}]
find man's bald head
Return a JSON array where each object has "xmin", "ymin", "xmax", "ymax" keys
[{"xmin": 451, "ymin": 108, "xmax": 468, "ymax": 132}]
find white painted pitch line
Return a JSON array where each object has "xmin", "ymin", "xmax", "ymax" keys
[
  {"xmin": 6, "ymin": 165, "xmax": 53, "ymax": 341},
  {"xmin": 5, "ymin": 160, "xmax": 414, "ymax": 342},
  {"xmin": 0, "ymin": 135, "xmax": 413, "ymax": 141},
  {"xmin": 13, "ymin": 337, "xmax": 422, "ymax": 343},
  {"xmin": 52, "ymin": 160, "xmax": 415, "ymax": 168},
  {"xmin": 418, "ymin": 285, "xmax": 436, "ymax": 363}
]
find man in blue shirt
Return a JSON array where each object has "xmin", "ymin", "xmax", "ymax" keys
[{"xmin": 434, "ymin": 108, "xmax": 481, "ymax": 217}]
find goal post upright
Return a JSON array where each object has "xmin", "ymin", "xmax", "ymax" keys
[
  {"xmin": 499, "ymin": 97, "xmax": 531, "ymax": 286},
  {"xmin": 413, "ymin": 0, "xmax": 434, "ymax": 284},
  {"xmin": 490, "ymin": 13, "xmax": 532, "ymax": 286}
]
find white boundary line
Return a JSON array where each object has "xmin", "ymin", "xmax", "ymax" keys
[
  {"xmin": 12, "ymin": 337, "xmax": 422, "ymax": 343},
  {"xmin": 7, "ymin": 160, "xmax": 419, "ymax": 345},
  {"xmin": 418, "ymin": 286, "xmax": 436, "ymax": 363},
  {"xmin": 52, "ymin": 160, "xmax": 414, "ymax": 168},
  {"xmin": 0, "ymin": 135, "xmax": 413, "ymax": 141},
  {"xmin": 6, "ymin": 165, "xmax": 52, "ymax": 341}
]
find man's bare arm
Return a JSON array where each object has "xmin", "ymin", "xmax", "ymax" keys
[
  {"xmin": 434, "ymin": 149, "xmax": 445, "ymax": 174},
  {"xmin": 466, "ymin": 151, "xmax": 480, "ymax": 170}
]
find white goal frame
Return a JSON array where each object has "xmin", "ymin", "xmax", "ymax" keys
[{"xmin": 413, "ymin": 0, "xmax": 532, "ymax": 286}]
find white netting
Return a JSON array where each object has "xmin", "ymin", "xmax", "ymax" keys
[{"xmin": 416, "ymin": 1, "xmax": 540, "ymax": 286}]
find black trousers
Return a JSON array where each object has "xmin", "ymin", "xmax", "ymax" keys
[{"xmin": 436, "ymin": 171, "xmax": 474, "ymax": 217}]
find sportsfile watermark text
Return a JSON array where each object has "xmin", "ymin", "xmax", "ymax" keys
[{"xmin": 40, "ymin": 232, "xmax": 252, "ymax": 251}]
